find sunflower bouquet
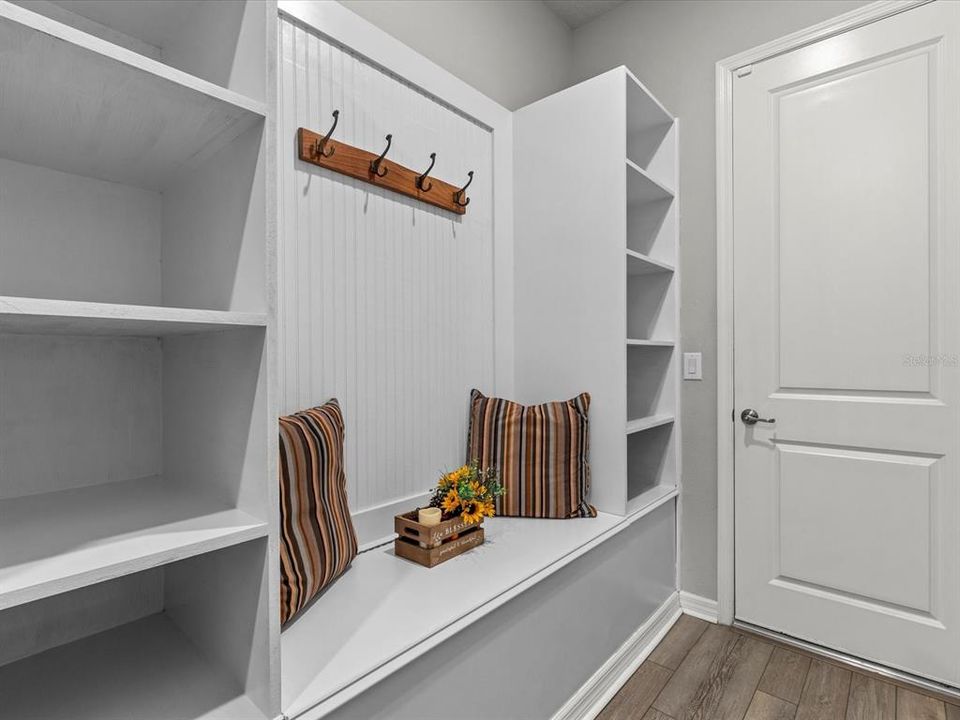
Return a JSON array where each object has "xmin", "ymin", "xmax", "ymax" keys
[{"xmin": 428, "ymin": 460, "xmax": 504, "ymax": 525}]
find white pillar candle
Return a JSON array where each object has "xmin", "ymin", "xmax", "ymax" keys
[{"xmin": 418, "ymin": 507, "xmax": 441, "ymax": 526}]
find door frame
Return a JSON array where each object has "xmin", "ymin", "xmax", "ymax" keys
[{"xmin": 714, "ymin": 0, "xmax": 931, "ymax": 626}]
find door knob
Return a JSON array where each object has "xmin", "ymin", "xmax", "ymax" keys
[{"xmin": 741, "ymin": 409, "xmax": 775, "ymax": 425}]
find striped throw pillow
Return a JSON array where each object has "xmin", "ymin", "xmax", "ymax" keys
[
  {"xmin": 279, "ymin": 399, "xmax": 358, "ymax": 625},
  {"xmin": 467, "ymin": 389, "xmax": 596, "ymax": 519}
]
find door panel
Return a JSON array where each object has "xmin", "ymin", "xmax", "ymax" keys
[
  {"xmin": 778, "ymin": 51, "xmax": 931, "ymax": 392},
  {"xmin": 734, "ymin": 1, "xmax": 960, "ymax": 685},
  {"xmin": 777, "ymin": 444, "xmax": 934, "ymax": 613}
]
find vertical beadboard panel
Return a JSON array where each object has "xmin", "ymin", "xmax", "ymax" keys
[{"xmin": 278, "ymin": 17, "xmax": 495, "ymax": 511}]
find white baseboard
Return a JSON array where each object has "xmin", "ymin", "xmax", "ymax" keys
[
  {"xmin": 679, "ymin": 591, "xmax": 719, "ymax": 623},
  {"xmin": 552, "ymin": 592, "xmax": 681, "ymax": 720}
]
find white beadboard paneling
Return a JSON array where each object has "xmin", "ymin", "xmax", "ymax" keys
[{"xmin": 278, "ymin": 17, "xmax": 495, "ymax": 511}]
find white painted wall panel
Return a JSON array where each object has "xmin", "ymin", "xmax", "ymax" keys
[
  {"xmin": 0, "ymin": 157, "xmax": 161, "ymax": 305},
  {"xmin": 0, "ymin": 334, "xmax": 162, "ymax": 499},
  {"xmin": 278, "ymin": 17, "xmax": 495, "ymax": 511}
]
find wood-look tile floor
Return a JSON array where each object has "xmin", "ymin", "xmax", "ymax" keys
[{"xmin": 598, "ymin": 616, "xmax": 960, "ymax": 720}]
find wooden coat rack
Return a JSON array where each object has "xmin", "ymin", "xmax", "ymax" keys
[{"xmin": 297, "ymin": 112, "xmax": 472, "ymax": 215}]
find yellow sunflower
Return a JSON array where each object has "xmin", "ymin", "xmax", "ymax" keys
[
  {"xmin": 479, "ymin": 499, "xmax": 496, "ymax": 518},
  {"xmin": 460, "ymin": 500, "xmax": 484, "ymax": 525},
  {"xmin": 441, "ymin": 489, "xmax": 460, "ymax": 513}
]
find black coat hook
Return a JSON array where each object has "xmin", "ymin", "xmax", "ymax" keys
[
  {"xmin": 454, "ymin": 171, "xmax": 473, "ymax": 207},
  {"xmin": 315, "ymin": 110, "xmax": 339, "ymax": 158},
  {"xmin": 370, "ymin": 134, "xmax": 392, "ymax": 177},
  {"xmin": 416, "ymin": 152, "xmax": 436, "ymax": 191}
]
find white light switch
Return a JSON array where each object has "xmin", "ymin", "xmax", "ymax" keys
[{"xmin": 683, "ymin": 352, "xmax": 702, "ymax": 380}]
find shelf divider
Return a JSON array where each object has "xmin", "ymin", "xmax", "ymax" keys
[
  {"xmin": 626, "ymin": 158, "xmax": 675, "ymax": 205},
  {"xmin": 0, "ymin": 296, "xmax": 268, "ymax": 336},
  {"xmin": 627, "ymin": 248, "xmax": 675, "ymax": 275},
  {"xmin": 626, "ymin": 414, "xmax": 675, "ymax": 435},
  {"xmin": 0, "ymin": 477, "xmax": 268, "ymax": 611}
]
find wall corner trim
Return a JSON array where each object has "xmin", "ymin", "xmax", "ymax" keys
[
  {"xmin": 551, "ymin": 592, "xmax": 681, "ymax": 720},
  {"xmin": 679, "ymin": 591, "xmax": 719, "ymax": 624}
]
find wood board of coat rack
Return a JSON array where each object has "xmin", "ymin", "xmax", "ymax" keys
[{"xmin": 297, "ymin": 127, "xmax": 470, "ymax": 215}]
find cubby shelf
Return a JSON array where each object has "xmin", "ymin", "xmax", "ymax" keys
[
  {"xmin": 627, "ymin": 249, "xmax": 675, "ymax": 275},
  {"xmin": 0, "ymin": 614, "xmax": 269, "ymax": 720},
  {"xmin": 0, "ymin": 1, "xmax": 277, "ymax": 717},
  {"xmin": 0, "ymin": 3, "xmax": 266, "ymax": 190},
  {"xmin": 0, "ymin": 296, "xmax": 268, "ymax": 336},
  {"xmin": 626, "ymin": 68, "xmax": 674, "ymax": 135},
  {"xmin": 627, "ymin": 158, "xmax": 675, "ymax": 205},
  {"xmin": 0, "ymin": 476, "xmax": 268, "ymax": 611},
  {"xmin": 626, "ymin": 414, "xmax": 675, "ymax": 435}
]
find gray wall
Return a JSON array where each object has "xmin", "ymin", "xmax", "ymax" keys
[
  {"xmin": 336, "ymin": 0, "xmax": 572, "ymax": 110},
  {"xmin": 571, "ymin": 0, "xmax": 869, "ymax": 600}
]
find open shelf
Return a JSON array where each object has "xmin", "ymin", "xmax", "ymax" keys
[
  {"xmin": 628, "ymin": 342, "xmax": 676, "ymax": 419},
  {"xmin": 626, "ymin": 414, "xmax": 675, "ymax": 435},
  {"xmin": 0, "ymin": 613, "xmax": 269, "ymax": 720},
  {"xmin": 0, "ymin": 3, "xmax": 265, "ymax": 191},
  {"xmin": 0, "ymin": 296, "xmax": 268, "ymax": 336},
  {"xmin": 627, "ymin": 249, "xmax": 675, "ymax": 275},
  {"xmin": 626, "ymin": 69, "xmax": 673, "ymax": 135},
  {"xmin": 628, "ymin": 422, "xmax": 676, "ymax": 506},
  {"xmin": 282, "ymin": 496, "xmax": 677, "ymax": 718},
  {"xmin": 627, "ymin": 338, "xmax": 674, "ymax": 347},
  {"xmin": 627, "ymin": 159, "xmax": 675, "ymax": 205},
  {"xmin": 627, "ymin": 270, "xmax": 676, "ymax": 341},
  {"xmin": 626, "ymin": 482, "xmax": 677, "ymax": 516},
  {"xmin": 0, "ymin": 538, "xmax": 272, "ymax": 720},
  {"xmin": 0, "ymin": 476, "xmax": 268, "ymax": 610},
  {"xmin": 626, "ymin": 70, "xmax": 675, "ymax": 190}
]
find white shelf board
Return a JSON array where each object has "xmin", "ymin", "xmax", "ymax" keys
[
  {"xmin": 627, "ymin": 338, "xmax": 675, "ymax": 347},
  {"xmin": 0, "ymin": 2, "xmax": 266, "ymax": 190},
  {"xmin": 625, "ymin": 67, "xmax": 674, "ymax": 133},
  {"xmin": 626, "ymin": 483, "xmax": 678, "ymax": 517},
  {"xmin": 626, "ymin": 159, "xmax": 675, "ymax": 205},
  {"xmin": 281, "ymin": 492, "xmax": 678, "ymax": 719},
  {"xmin": 0, "ymin": 614, "xmax": 268, "ymax": 719},
  {"xmin": 626, "ymin": 249, "xmax": 675, "ymax": 275},
  {"xmin": 626, "ymin": 414, "xmax": 675, "ymax": 435},
  {"xmin": 0, "ymin": 296, "xmax": 268, "ymax": 336},
  {"xmin": 0, "ymin": 476, "xmax": 268, "ymax": 610}
]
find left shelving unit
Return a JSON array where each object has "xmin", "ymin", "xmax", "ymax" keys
[{"xmin": 0, "ymin": 1, "xmax": 278, "ymax": 718}]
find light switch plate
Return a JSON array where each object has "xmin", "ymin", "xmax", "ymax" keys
[{"xmin": 683, "ymin": 352, "xmax": 702, "ymax": 380}]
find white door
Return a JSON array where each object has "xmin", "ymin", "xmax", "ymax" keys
[{"xmin": 734, "ymin": 1, "xmax": 960, "ymax": 685}]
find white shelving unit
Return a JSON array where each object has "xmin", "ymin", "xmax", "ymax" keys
[
  {"xmin": 0, "ymin": 2, "xmax": 279, "ymax": 718},
  {"xmin": 515, "ymin": 66, "xmax": 680, "ymax": 517}
]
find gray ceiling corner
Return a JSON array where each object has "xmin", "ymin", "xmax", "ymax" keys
[{"xmin": 543, "ymin": 0, "xmax": 627, "ymax": 30}]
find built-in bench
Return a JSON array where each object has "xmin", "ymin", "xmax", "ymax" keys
[{"xmin": 281, "ymin": 484, "xmax": 677, "ymax": 719}]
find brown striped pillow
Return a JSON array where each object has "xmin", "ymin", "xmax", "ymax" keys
[
  {"xmin": 467, "ymin": 389, "xmax": 596, "ymax": 519},
  {"xmin": 279, "ymin": 399, "xmax": 358, "ymax": 626}
]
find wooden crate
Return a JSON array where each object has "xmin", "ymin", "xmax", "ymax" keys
[
  {"xmin": 394, "ymin": 511, "xmax": 483, "ymax": 549},
  {"xmin": 395, "ymin": 525, "xmax": 484, "ymax": 568},
  {"xmin": 394, "ymin": 511, "xmax": 485, "ymax": 568}
]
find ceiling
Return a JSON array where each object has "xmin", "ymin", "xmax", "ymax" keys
[{"xmin": 543, "ymin": 0, "xmax": 627, "ymax": 29}]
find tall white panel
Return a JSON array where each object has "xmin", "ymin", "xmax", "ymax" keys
[{"xmin": 278, "ymin": 17, "xmax": 495, "ymax": 511}]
